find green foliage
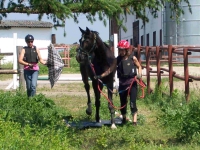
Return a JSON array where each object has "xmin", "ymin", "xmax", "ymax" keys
[
  {"xmin": 159, "ymin": 99, "xmax": 200, "ymax": 143},
  {"xmin": 0, "ymin": 0, "xmax": 192, "ymax": 32},
  {"xmin": 0, "ymin": 81, "xmax": 200, "ymax": 149},
  {"xmin": 0, "ymin": 62, "xmax": 13, "ymax": 80},
  {"xmin": 38, "ymin": 63, "xmax": 48, "ymax": 75},
  {"xmin": 69, "ymin": 46, "xmax": 77, "ymax": 58},
  {"xmin": 177, "ymin": 100, "xmax": 200, "ymax": 142},
  {"xmin": 0, "ymin": 91, "xmax": 68, "ymax": 128},
  {"xmin": 0, "ymin": 121, "xmax": 72, "ymax": 149},
  {"xmin": 0, "ymin": 61, "xmax": 12, "ymax": 69},
  {"xmin": 143, "ymin": 83, "xmax": 200, "ymax": 143}
]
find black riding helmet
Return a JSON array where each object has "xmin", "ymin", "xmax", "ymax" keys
[{"xmin": 25, "ymin": 34, "xmax": 34, "ymax": 42}]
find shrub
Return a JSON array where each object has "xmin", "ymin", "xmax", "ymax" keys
[
  {"xmin": 159, "ymin": 98, "xmax": 200, "ymax": 143},
  {"xmin": 69, "ymin": 46, "xmax": 77, "ymax": 58},
  {"xmin": 0, "ymin": 91, "xmax": 68, "ymax": 128}
]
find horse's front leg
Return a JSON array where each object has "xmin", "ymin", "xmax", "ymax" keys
[
  {"xmin": 92, "ymin": 80, "xmax": 102, "ymax": 122},
  {"xmin": 80, "ymin": 66, "xmax": 92, "ymax": 115},
  {"xmin": 107, "ymin": 81, "xmax": 117, "ymax": 129}
]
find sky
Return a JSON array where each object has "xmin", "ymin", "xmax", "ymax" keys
[{"xmin": 5, "ymin": 13, "xmax": 109, "ymax": 44}]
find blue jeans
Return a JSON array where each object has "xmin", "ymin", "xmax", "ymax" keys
[{"xmin": 24, "ymin": 70, "xmax": 39, "ymax": 97}]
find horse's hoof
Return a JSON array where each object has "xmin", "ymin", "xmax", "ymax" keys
[
  {"xmin": 96, "ymin": 119, "xmax": 101, "ymax": 123},
  {"xmin": 86, "ymin": 109, "xmax": 92, "ymax": 115},
  {"xmin": 95, "ymin": 118, "xmax": 101, "ymax": 123},
  {"xmin": 86, "ymin": 103, "xmax": 92, "ymax": 115},
  {"xmin": 111, "ymin": 123, "xmax": 117, "ymax": 129},
  {"xmin": 95, "ymin": 114, "xmax": 101, "ymax": 122}
]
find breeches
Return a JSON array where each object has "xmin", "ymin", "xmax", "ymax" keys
[{"xmin": 119, "ymin": 82, "xmax": 138, "ymax": 115}]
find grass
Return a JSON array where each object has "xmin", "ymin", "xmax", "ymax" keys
[
  {"xmin": 0, "ymin": 81, "xmax": 200, "ymax": 149},
  {"xmin": 0, "ymin": 62, "xmax": 13, "ymax": 80},
  {"xmin": 0, "ymin": 58, "xmax": 80, "ymax": 80}
]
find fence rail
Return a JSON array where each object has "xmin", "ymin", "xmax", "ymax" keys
[
  {"xmin": 133, "ymin": 44, "xmax": 200, "ymax": 102},
  {"xmin": 1, "ymin": 44, "xmax": 200, "ymax": 102}
]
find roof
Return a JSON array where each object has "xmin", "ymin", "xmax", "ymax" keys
[{"xmin": 0, "ymin": 20, "xmax": 53, "ymax": 28}]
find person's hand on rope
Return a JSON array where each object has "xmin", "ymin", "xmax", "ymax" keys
[
  {"xmin": 28, "ymin": 63, "xmax": 33, "ymax": 69},
  {"xmin": 94, "ymin": 75, "xmax": 102, "ymax": 80},
  {"xmin": 136, "ymin": 74, "xmax": 142, "ymax": 80}
]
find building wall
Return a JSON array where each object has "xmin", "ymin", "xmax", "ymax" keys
[
  {"xmin": 119, "ymin": 0, "xmax": 200, "ymax": 47},
  {"xmin": 0, "ymin": 27, "xmax": 52, "ymax": 63},
  {"xmin": 120, "ymin": 8, "xmax": 162, "ymax": 47},
  {"xmin": 164, "ymin": 0, "xmax": 200, "ymax": 45},
  {"xmin": 118, "ymin": 1, "xmax": 200, "ymax": 62}
]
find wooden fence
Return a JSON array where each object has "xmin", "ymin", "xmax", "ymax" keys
[
  {"xmin": 134, "ymin": 45, "xmax": 200, "ymax": 102},
  {"xmin": 0, "ymin": 45, "xmax": 71, "ymax": 90},
  {"xmin": 1, "ymin": 45, "xmax": 200, "ymax": 102}
]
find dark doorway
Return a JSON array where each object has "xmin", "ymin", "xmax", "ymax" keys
[
  {"xmin": 133, "ymin": 20, "xmax": 139, "ymax": 47},
  {"xmin": 146, "ymin": 33, "xmax": 149, "ymax": 46},
  {"xmin": 141, "ymin": 35, "xmax": 144, "ymax": 46},
  {"xmin": 153, "ymin": 31, "xmax": 156, "ymax": 46}
]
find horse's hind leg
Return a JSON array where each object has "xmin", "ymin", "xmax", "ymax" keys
[{"xmin": 80, "ymin": 66, "xmax": 92, "ymax": 115}]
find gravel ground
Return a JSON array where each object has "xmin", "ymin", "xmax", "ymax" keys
[{"xmin": 0, "ymin": 67, "xmax": 199, "ymax": 94}]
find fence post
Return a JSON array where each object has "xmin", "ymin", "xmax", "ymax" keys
[
  {"xmin": 17, "ymin": 46, "xmax": 25, "ymax": 91},
  {"xmin": 145, "ymin": 46, "xmax": 151, "ymax": 94},
  {"xmin": 13, "ymin": 33, "xmax": 18, "ymax": 89},
  {"xmin": 168, "ymin": 45, "xmax": 173, "ymax": 96},
  {"xmin": 156, "ymin": 46, "xmax": 161, "ymax": 87},
  {"xmin": 184, "ymin": 48, "xmax": 189, "ymax": 102},
  {"xmin": 137, "ymin": 44, "xmax": 141, "ymax": 64}
]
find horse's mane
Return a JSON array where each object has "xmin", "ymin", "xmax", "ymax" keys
[
  {"xmin": 90, "ymin": 30, "xmax": 114, "ymax": 66},
  {"xmin": 91, "ymin": 30, "xmax": 99, "ymax": 35},
  {"xmin": 91, "ymin": 30, "xmax": 109, "ymax": 48}
]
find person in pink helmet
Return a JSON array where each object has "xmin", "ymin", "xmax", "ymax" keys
[{"xmin": 116, "ymin": 40, "xmax": 142, "ymax": 126}]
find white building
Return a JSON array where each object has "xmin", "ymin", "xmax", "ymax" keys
[
  {"xmin": 0, "ymin": 20, "xmax": 53, "ymax": 63},
  {"xmin": 116, "ymin": 0, "xmax": 200, "ymax": 47},
  {"xmin": 111, "ymin": 0, "xmax": 200, "ymax": 62},
  {"xmin": 119, "ymin": 9, "xmax": 162, "ymax": 47}
]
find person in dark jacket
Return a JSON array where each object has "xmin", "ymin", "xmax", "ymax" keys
[
  {"xmin": 116, "ymin": 40, "xmax": 142, "ymax": 126},
  {"xmin": 18, "ymin": 34, "xmax": 47, "ymax": 97}
]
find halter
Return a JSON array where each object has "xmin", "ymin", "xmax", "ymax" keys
[{"xmin": 77, "ymin": 32, "xmax": 97, "ymax": 62}]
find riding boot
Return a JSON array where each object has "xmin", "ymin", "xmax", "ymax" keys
[{"xmin": 133, "ymin": 122, "xmax": 137, "ymax": 126}]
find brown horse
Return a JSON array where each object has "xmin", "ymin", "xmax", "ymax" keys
[{"xmin": 76, "ymin": 27, "xmax": 117, "ymax": 128}]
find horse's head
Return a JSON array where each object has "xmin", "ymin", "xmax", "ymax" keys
[{"xmin": 76, "ymin": 27, "xmax": 97, "ymax": 64}]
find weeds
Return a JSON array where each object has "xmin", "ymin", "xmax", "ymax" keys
[{"xmin": 0, "ymin": 82, "xmax": 200, "ymax": 149}]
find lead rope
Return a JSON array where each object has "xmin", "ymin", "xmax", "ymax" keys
[{"xmin": 89, "ymin": 63, "xmax": 146, "ymax": 110}]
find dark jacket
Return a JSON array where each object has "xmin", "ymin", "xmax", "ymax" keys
[{"xmin": 23, "ymin": 46, "xmax": 38, "ymax": 63}]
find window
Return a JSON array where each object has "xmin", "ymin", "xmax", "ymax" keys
[
  {"xmin": 153, "ymin": 31, "xmax": 156, "ymax": 46},
  {"xmin": 136, "ymin": 13, "xmax": 138, "ymax": 19},
  {"xmin": 141, "ymin": 35, "xmax": 144, "ymax": 46},
  {"xmin": 160, "ymin": 29, "xmax": 162, "ymax": 46},
  {"xmin": 133, "ymin": 20, "xmax": 139, "ymax": 47},
  {"xmin": 130, "ymin": 38, "xmax": 133, "ymax": 45},
  {"xmin": 146, "ymin": 33, "xmax": 149, "ymax": 46}
]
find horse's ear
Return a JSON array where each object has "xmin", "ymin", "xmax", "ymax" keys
[
  {"xmin": 79, "ymin": 27, "xmax": 85, "ymax": 34},
  {"xmin": 86, "ymin": 27, "xmax": 91, "ymax": 33}
]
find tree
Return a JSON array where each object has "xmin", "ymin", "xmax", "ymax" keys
[{"xmin": 0, "ymin": 0, "xmax": 191, "ymax": 30}]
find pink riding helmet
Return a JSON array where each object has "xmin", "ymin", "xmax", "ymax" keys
[{"xmin": 117, "ymin": 40, "xmax": 130, "ymax": 49}]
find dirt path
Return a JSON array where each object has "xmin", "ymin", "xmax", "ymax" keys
[{"xmin": 0, "ymin": 66, "xmax": 200, "ymax": 96}]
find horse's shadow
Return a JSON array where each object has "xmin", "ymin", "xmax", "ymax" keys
[{"xmin": 63, "ymin": 115, "xmax": 123, "ymax": 129}]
